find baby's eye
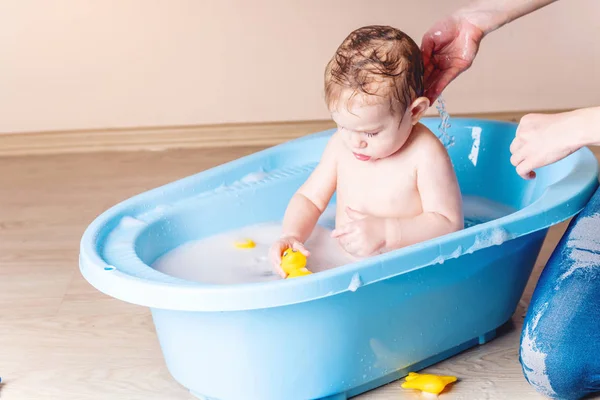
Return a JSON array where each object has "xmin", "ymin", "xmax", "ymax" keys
[{"xmin": 365, "ymin": 132, "xmax": 379, "ymax": 137}]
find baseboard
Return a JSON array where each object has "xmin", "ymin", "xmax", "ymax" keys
[{"xmin": 0, "ymin": 110, "xmax": 567, "ymax": 157}]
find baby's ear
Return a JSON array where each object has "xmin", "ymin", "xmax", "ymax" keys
[{"xmin": 409, "ymin": 97, "xmax": 430, "ymax": 125}]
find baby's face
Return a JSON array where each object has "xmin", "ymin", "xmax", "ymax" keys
[{"xmin": 330, "ymin": 90, "xmax": 414, "ymax": 162}]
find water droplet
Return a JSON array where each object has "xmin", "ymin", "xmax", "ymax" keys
[{"xmin": 435, "ymin": 95, "xmax": 455, "ymax": 148}]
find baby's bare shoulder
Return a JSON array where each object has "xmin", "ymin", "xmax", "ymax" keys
[
  {"xmin": 407, "ymin": 124, "xmax": 456, "ymax": 179},
  {"xmin": 408, "ymin": 123, "xmax": 448, "ymax": 156}
]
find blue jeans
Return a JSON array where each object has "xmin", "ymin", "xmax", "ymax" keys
[{"xmin": 520, "ymin": 186, "xmax": 600, "ymax": 399}]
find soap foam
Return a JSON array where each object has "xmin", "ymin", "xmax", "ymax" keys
[
  {"xmin": 447, "ymin": 245, "xmax": 463, "ymax": 260},
  {"xmin": 152, "ymin": 222, "xmax": 353, "ymax": 285},
  {"xmin": 240, "ymin": 171, "xmax": 269, "ymax": 184},
  {"xmin": 466, "ymin": 228, "xmax": 511, "ymax": 254},
  {"xmin": 119, "ymin": 216, "xmax": 147, "ymax": 229}
]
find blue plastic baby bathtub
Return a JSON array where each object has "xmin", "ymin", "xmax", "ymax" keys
[{"xmin": 80, "ymin": 118, "xmax": 598, "ymax": 400}]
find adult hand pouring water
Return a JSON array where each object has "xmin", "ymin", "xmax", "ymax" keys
[
  {"xmin": 421, "ymin": 0, "xmax": 600, "ymax": 180},
  {"xmin": 421, "ymin": 1, "xmax": 600, "ymax": 399}
]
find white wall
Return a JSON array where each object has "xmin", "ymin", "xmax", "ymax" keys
[{"xmin": 1, "ymin": 0, "xmax": 598, "ymax": 133}]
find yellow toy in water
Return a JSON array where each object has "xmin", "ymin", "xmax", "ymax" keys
[
  {"xmin": 234, "ymin": 239, "xmax": 256, "ymax": 249},
  {"xmin": 401, "ymin": 372, "xmax": 457, "ymax": 396},
  {"xmin": 280, "ymin": 248, "xmax": 312, "ymax": 278}
]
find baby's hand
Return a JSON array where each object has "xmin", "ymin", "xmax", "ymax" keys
[
  {"xmin": 332, "ymin": 207, "xmax": 386, "ymax": 258},
  {"xmin": 269, "ymin": 236, "xmax": 310, "ymax": 278}
]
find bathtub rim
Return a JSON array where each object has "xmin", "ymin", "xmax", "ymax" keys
[{"xmin": 79, "ymin": 118, "xmax": 600, "ymax": 312}]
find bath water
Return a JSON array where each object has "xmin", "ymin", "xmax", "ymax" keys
[
  {"xmin": 436, "ymin": 95, "xmax": 454, "ymax": 148},
  {"xmin": 462, "ymin": 196, "xmax": 516, "ymax": 228},
  {"xmin": 152, "ymin": 213, "xmax": 353, "ymax": 285},
  {"xmin": 152, "ymin": 196, "xmax": 516, "ymax": 284}
]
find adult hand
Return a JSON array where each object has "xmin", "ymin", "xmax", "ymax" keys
[
  {"xmin": 421, "ymin": 15, "xmax": 485, "ymax": 104},
  {"xmin": 510, "ymin": 110, "xmax": 592, "ymax": 179},
  {"xmin": 421, "ymin": 0, "xmax": 559, "ymax": 103}
]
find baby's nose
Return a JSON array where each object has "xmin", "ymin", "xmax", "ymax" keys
[{"xmin": 352, "ymin": 134, "xmax": 366, "ymax": 148}]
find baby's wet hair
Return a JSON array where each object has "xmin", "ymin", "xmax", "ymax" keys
[{"xmin": 325, "ymin": 25, "xmax": 424, "ymax": 114}]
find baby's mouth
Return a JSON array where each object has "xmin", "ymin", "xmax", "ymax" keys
[{"xmin": 353, "ymin": 152, "xmax": 372, "ymax": 161}]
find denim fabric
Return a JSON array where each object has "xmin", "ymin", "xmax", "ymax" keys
[{"xmin": 520, "ymin": 186, "xmax": 600, "ymax": 399}]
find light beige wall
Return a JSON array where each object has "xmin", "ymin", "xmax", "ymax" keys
[{"xmin": 1, "ymin": 0, "xmax": 598, "ymax": 133}]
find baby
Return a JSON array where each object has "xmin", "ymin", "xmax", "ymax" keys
[{"xmin": 269, "ymin": 25, "xmax": 464, "ymax": 276}]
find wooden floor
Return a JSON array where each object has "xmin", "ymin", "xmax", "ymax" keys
[{"xmin": 0, "ymin": 146, "xmax": 597, "ymax": 400}]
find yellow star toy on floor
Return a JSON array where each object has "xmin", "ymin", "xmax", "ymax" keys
[{"xmin": 401, "ymin": 372, "xmax": 457, "ymax": 397}]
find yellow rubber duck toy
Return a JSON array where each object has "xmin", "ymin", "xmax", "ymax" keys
[
  {"xmin": 234, "ymin": 239, "xmax": 256, "ymax": 249},
  {"xmin": 401, "ymin": 372, "xmax": 457, "ymax": 396},
  {"xmin": 280, "ymin": 248, "xmax": 312, "ymax": 278}
]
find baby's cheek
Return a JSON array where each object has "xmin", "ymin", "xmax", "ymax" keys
[{"xmin": 376, "ymin": 140, "xmax": 398, "ymax": 157}]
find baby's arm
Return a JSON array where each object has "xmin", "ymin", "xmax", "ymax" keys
[
  {"xmin": 385, "ymin": 138, "xmax": 463, "ymax": 250},
  {"xmin": 269, "ymin": 135, "xmax": 339, "ymax": 272}
]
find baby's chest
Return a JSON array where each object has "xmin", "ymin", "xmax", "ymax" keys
[{"xmin": 337, "ymin": 163, "xmax": 419, "ymax": 213}]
